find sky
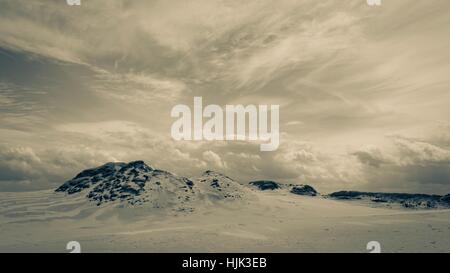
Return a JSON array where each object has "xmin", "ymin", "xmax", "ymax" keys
[{"xmin": 1, "ymin": 0, "xmax": 450, "ymax": 193}]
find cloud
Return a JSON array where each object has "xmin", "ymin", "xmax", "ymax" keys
[
  {"xmin": 393, "ymin": 137, "xmax": 450, "ymax": 166},
  {"xmin": 0, "ymin": 144, "xmax": 118, "ymax": 191},
  {"xmin": 352, "ymin": 146, "xmax": 390, "ymax": 168},
  {"xmin": 202, "ymin": 150, "xmax": 226, "ymax": 169},
  {"xmin": 56, "ymin": 120, "xmax": 148, "ymax": 139},
  {"xmin": 352, "ymin": 136, "xmax": 450, "ymax": 193},
  {"xmin": 0, "ymin": 81, "xmax": 47, "ymax": 116},
  {"xmin": 92, "ymin": 70, "xmax": 187, "ymax": 105}
]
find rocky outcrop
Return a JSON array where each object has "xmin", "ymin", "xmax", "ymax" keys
[
  {"xmin": 290, "ymin": 185, "xmax": 317, "ymax": 196},
  {"xmin": 249, "ymin": 180, "xmax": 280, "ymax": 190},
  {"xmin": 249, "ymin": 180, "xmax": 319, "ymax": 197}
]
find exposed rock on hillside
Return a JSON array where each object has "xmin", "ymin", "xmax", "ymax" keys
[
  {"xmin": 249, "ymin": 180, "xmax": 280, "ymax": 190},
  {"xmin": 290, "ymin": 185, "xmax": 317, "ymax": 196}
]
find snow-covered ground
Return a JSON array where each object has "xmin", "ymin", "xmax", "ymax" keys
[{"xmin": 1, "ymin": 188, "xmax": 450, "ymax": 253}]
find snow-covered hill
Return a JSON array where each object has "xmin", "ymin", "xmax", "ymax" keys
[
  {"xmin": 55, "ymin": 160, "xmax": 450, "ymax": 211},
  {"xmin": 194, "ymin": 170, "xmax": 253, "ymax": 203},
  {"xmin": 56, "ymin": 161, "xmax": 197, "ymax": 210},
  {"xmin": 55, "ymin": 161, "xmax": 259, "ymax": 211}
]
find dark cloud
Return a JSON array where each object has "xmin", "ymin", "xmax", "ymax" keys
[{"xmin": 353, "ymin": 137, "xmax": 450, "ymax": 194}]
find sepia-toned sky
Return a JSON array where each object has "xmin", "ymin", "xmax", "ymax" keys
[{"xmin": 1, "ymin": 0, "xmax": 450, "ymax": 193}]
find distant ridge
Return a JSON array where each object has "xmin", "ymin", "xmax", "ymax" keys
[{"xmin": 329, "ymin": 191, "xmax": 450, "ymax": 209}]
